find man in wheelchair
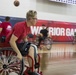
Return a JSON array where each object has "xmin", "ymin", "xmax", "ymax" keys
[
  {"xmin": 36, "ymin": 25, "xmax": 50, "ymax": 48},
  {"xmin": 0, "ymin": 16, "xmax": 12, "ymax": 43},
  {"xmin": 6, "ymin": 10, "xmax": 40, "ymax": 75}
]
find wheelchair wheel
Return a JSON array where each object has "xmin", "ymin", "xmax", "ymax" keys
[
  {"xmin": 0, "ymin": 48, "xmax": 24, "ymax": 75},
  {"xmin": 44, "ymin": 38, "xmax": 52, "ymax": 50},
  {"xmin": 46, "ymin": 44, "xmax": 52, "ymax": 50}
]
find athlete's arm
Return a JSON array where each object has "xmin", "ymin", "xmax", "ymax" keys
[
  {"xmin": 40, "ymin": 33, "xmax": 43, "ymax": 37},
  {"xmin": 9, "ymin": 34, "xmax": 22, "ymax": 60},
  {"xmin": 0, "ymin": 28, "xmax": 2, "ymax": 33}
]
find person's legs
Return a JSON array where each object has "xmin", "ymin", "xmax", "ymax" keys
[
  {"xmin": 0, "ymin": 36, "xmax": 6, "ymax": 43},
  {"xmin": 27, "ymin": 45, "xmax": 40, "ymax": 75},
  {"xmin": 28, "ymin": 43, "xmax": 38, "ymax": 71},
  {"xmin": 17, "ymin": 42, "xmax": 40, "ymax": 75},
  {"xmin": 28, "ymin": 46, "xmax": 35, "ymax": 71}
]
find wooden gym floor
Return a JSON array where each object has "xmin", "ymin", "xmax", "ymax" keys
[
  {"xmin": 39, "ymin": 43, "xmax": 76, "ymax": 75},
  {"xmin": 1, "ymin": 43, "xmax": 76, "ymax": 75}
]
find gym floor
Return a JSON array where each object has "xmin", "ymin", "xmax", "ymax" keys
[
  {"xmin": 1, "ymin": 43, "xmax": 76, "ymax": 75},
  {"xmin": 39, "ymin": 43, "xmax": 76, "ymax": 75}
]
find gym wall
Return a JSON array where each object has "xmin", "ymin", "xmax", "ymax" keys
[
  {"xmin": 0, "ymin": 0, "xmax": 76, "ymax": 22},
  {"xmin": 0, "ymin": 0, "xmax": 76, "ymax": 42}
]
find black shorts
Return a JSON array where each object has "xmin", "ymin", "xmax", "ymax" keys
[
  {"xmin": 17, "ymin": 42, "xmax": 31, "ymax": 56},
  {"xmin": 0, "ymin": 36, "xmax": 6, "ymax": 43}
]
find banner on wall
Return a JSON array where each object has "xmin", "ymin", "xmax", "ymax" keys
[
  {"xmin": 0, "ymin": 16, "xmax": 76, "ymax": 42},
  {"xmin": 33, "ymin": 20, "xmax": 76, "ymax": 42},
  {"xmin": 49, "ymin": 0, "xmax": 76, "ymax": 5}
]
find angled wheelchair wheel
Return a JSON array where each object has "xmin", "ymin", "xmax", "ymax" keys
[
  {"xmin": 46, "ymin": 44, "xmax": 52, "ymax": 50},
  {"xmin": 0, "ymin": 47, "xmax": 24, "ymax": 75},
  {"xmin": 44, "ymin": 38, "xmax": 52, "ymax": 50}
]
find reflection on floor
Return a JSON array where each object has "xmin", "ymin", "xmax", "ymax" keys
[{"xmin": 39, "ymin": 43, "xmax": 76, "ymax": 75}]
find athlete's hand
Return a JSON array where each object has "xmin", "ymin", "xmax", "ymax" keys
[{"xmin": 17, "ymin": 53, "xmax": 22, "ymax": 60}]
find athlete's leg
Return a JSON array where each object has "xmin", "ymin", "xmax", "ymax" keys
[{"xmin": 27, "ymin": 44, "xmax": 38, "ymax": 71}]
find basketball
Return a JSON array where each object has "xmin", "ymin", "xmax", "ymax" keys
[{"xmin": 14, "ymin": 0, "xmax": 20, "ymax": 7}]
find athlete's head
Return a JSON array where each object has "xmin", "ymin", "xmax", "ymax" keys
[
  {"xmin": 5, "ymin": 16, "xmax": 10, "ymax": 21},
  {"xmin": 26, "ymin": 10, "xmax": 37, "ymax": 26},
  {"xmin": 42, "ymin": 24, "xmax": 46, "ymax": 29}
]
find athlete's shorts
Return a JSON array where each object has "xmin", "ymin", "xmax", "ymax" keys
[
  {"xmin": 0, "ymin": 36, "xmax": 6, "ymax": 43},
  {"xmin": 17, "ymin": 42, "xmax": 31, "ymax": 56},
  {"xmin": 17, "ymin": 42, "xmax": 38, "ymax": 57}
]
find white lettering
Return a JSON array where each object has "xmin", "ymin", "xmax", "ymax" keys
[
  {"xmin": 66, "ymin": 28, "xmax": 71, "ymax": 36},
  {"xmin": 30, "ymin": 26, "xmax": 39, "ymax": 35},
  {"xmin": 31, "ymin": 26, "xmax": 76, "ymax": 36}
]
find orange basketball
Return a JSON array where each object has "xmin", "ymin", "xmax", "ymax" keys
[{"xmin": 14, "ymin": 0, "xmax": 20, "ymax": 7}]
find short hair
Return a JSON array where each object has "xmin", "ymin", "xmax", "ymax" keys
[
  {"xmin": 42, "ymin": 24, "xmax": 45, "ymax": 26},
  {"xmin": 5, "ymin": 16, "xmax": 10, "ymax": 21},
  {"xmin": 26, "ymin": 10, "xmax": 37, "ymax": 21}
]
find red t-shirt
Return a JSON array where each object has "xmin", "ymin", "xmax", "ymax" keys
[
  {"xmin": 0, "ymin": 22, "xmax": 2, "ymax": 37},
  {"xmin": 0, "ymin": 22, "xmax": 12, "ymax": 37},
  {"xmin": 6, "ymin": 21, "xmax": 31, "ymax": 43}
]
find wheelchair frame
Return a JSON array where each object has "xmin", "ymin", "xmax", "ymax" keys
[{"xmin": 0, "ymin": 43, "xmax": 43, "ymax": 75}]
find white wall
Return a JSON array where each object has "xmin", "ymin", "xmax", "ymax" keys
[
  {"xmin": 0, "ymin": 0, "xmax": 36, "ymax": 17},
  {"xmin": 36, "ymin": 0, "xmax": 76, "ymax": 23},
  {"xmin": 0, "ymin": 0, "xmax": 76, "ymax": 22},
  {"xmin": 36, "ymin": 0, "xmax": 76, "ymax": 16}
]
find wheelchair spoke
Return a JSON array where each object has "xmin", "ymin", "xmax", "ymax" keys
[
  {"xmin": 0, "ymin": 68, "xmax": 3, "ymax": 73},
  {"xmin": 0, "ymin": 63, "xmax": 3, "ymax": 68},
  {"xmin": 0, "ymin": 49, "xmax": 24, "ymax": 75},
  {"xmin": 0, "ymin": 70, "xmax": 9, "ymax": 75},
  {"xmin": 0, "ymin": 60, "xmax": 3, "ymax": 73},
  {"xmin": 9, "ymin": 66, "xmax": 20, "ymax": 74},
  {"xmin": 0, "ymin": 59, "xmax": 3, "ymax": 65},
  {"xmin": 8, "ymin": 61, "xmax": 22, "ymax": 74},
  {"xmin": 8, "ymin": 57, "xmax": 22, "ymax": 74},
  {"xmin": 8, "ymin": 56, "xmax": 17, "ymax": 64},
  {"xmin": 1, "ymin": 55, "xmax": 7, "ymax": 64},
  {"xmin": 0, "ymin": 70, "xmax": 3, "ymax": 75}
]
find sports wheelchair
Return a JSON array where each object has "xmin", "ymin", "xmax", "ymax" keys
[
  {"xmin": 0, "ymin": 42, "xmax": 43, "ymax": 75},
  {"xmin": 27, "ymin": 34, "xmax": 53, "ymax": 50},
  {"xmin": 34, "ymin": 36, "xmax": 53, "ymax": 50}
]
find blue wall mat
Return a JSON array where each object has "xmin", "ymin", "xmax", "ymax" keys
[{"xmin": 0, "ymin": 16, "xmax": 25, "ymax": 27}]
